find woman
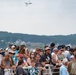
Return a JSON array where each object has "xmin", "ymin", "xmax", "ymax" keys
[
  {"xmin": 18, "ymin": 46, "xmax": 31, "ymax": 66},
  {"xmin": 1, "ymin": 54, "xmax": 12, "ymax": 75},
  {"xmin": 16, "ymin": 59, "xmax": 28, "ymax": 75},
  {"xmin": 30, "ymin": 52, "xmax": 35, "ymax": 61}
]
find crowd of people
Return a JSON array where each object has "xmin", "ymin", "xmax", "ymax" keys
[{"xmin": 0, "ymin": 43, "xmax": 76, "ymax": 75}]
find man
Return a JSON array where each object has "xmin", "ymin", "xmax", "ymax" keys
[
  {"xmin": 66, "ymin": 48, "xmax": 74, "ymax": 61},
  {"xmin": 60, "ymin": 58, "xmax": 69, "ymax": 75},
  {"xmin": 68, "ymin": 54, "xmax": 76, "ymax": 75},
  {"xmin": 40, "ymin": 46, "xmax": 52, "ymax": 64},
  {"xmin": 50, "ymin": 43, "xmax": 55, "ymax": 53}
]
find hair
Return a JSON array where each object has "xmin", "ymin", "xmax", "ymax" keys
[
  {"xmin": 35, "ymin": 54, "xmax": 40, "ymax": 57},
  {"xmin": 61, "ymin": 45, "xmax": 65, "ymax": 48},
  {"xmin": 18, "ymin": 45, "xmax": 26, "ymax": 54},
  {"xmin": 18, "ymin": 59, "xmax": 24, "ymax": 66},
  {"xmin": 74, "ymin": 47, "xmax": 76, "ymax": 51},
  {"xmin": 62, "ymin": 58, "xmax": 68, "ymax": 64},
  {"xmin": 31, "ymin": 60, "xmax": 36, "ymax": 63},
  {"xmin": 44, "ymin": 45, "xmax": 48, "ymax": 49},
  {"xmin": 58, "ymin": 45, "xmax": 62, "ymax": 50},
  {"xmin": 69, "ymin": 48, "xmax": 74, "ymax": 52},
  {"xmin": 74, "ymin": 54, "xmax": 76, "ymax": 59},
  {"xmin": 50, "ymin": 43, "xmax": 55, "ymax": 47}
]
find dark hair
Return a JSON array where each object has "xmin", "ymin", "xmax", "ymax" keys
[
  {"xmin": 74, "ymin": 54, "xmax": 76, "ymax": 59},
  {"xmin": 31, "ymin": 60, "xmax": 36, "ymax": 63},
  {"xmin": 69, "ymin": 48, "xmax": 74, "ymax": 52},
  {"xmin": 61, "ymin": 45, "xmax": 65, "ymax": 48},
  {"xmin": 65, "ymin": 46, "xmax": 70, "ymax": 50},
  {"xmin": 58, "ymin": 45, "xmax": 62, "ymax": 50},
  {"xmin": 50, "ymin": 43, "xmax": 55, "ymax": 47},
  {"xmin": 44, "ymin": 46, "xmax": 49, "ymax": 49},
  {"xmin": 74, "ymin": 47, "xmax": 76, "ymax": 51},
  {"xmin": 18, "ymin": 59, "xmax": 24, "ymax": 66},
  {"xmin": 35, "ymin": 54, "xmax": 40, "ymax": 57}
]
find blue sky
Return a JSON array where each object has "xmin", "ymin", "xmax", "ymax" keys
[{"xmin": 0, "ymin": 0, "xmax": 76, "ymax": 35}]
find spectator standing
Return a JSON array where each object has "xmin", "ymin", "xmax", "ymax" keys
[
  {"xmin": 28, "ymin": 60, "xmax": 39, "ymax": 75},
  {"xmin": 40, "ymin": 46, "xmax": 52, "ymax": 64},
  {"xmin": 68, "ymin": 54, "xmax": 76, "ymax": 75},
  {"xmin": 16, "ymin": 59, "xmax": 28, "ymax": 75},
  {"xmin": 60, "ymin": 58, "xmax": 69, "ymax": 75},
  {"xmin": 50, "ymin": 43, "xmax": 55, "ymax": 53}
]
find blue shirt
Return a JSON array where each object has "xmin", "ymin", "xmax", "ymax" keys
[
  {"xmin": 12, "ymin": 50, "xmax": 19, "ymax": 64},
  {"xmin": 60, "ymin": 65, "xmax": 69, "ymax": 75},
  {"xmin": 66, "ymin": 53, "xmax": 71, "ymax": 61}
]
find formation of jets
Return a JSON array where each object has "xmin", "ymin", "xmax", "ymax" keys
[{"xmin": 25, "ymin": 0, "xmax": 32, "ymax": 6}]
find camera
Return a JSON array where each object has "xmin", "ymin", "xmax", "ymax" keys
[{"xmin": 46, "ymin": 66, "xmax": 49, "ymax": 69}]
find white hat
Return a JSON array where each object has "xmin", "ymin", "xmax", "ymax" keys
[
  {"xmin": 5, "ymin": 48, "xmax": 9, "ymax": 51},
  {"xmin": 9, "ymin": 50, "xmax": 15, "ymax": 54},
  {"xmin": 70, "ymin": 55, "xmax": 74, "ymax": 59},
  {"xmin": 11, "ymin": 45, "xmax": 15, "ymax": 49}
]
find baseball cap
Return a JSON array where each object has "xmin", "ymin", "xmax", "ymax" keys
[{"xmin": 45, "ymin": 47, "xmax": 50, "ymax": 51}]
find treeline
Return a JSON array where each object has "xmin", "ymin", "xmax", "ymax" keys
[{"xmin": 0, "ymin": 31, "xmax": 76, "ymax": 48}]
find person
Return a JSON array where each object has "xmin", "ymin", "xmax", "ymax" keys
[
  {"xmin": 34, "ymin": 47, "xmax": 41, "ymax": 57},
  {"xmin": 18, "ymin": 45, "xmax": 31, "ymax": 66},
  {"xmin": 68, "ymin": 54, "xmax": 76, "ymax": 75},
  {"xmin": 40, "ymin": 46, "xmax": 52, "ymax": 64},
  {"xmin": 28, "ymin": 60, "xmax": 39, "ymax": 75},
  {"xmin": 0, "ymin": 50, "xmax": 3, "ymax": 75},
  {"xmin": 29, "ymin": 52, "xmax": 35, "ymax": 61},
  {"xmin": 69, "ymin": 55, "xmax": 75, "ymax": 63},
  {"xmin": 51, "ymin": 47, "xmax": 59, "ymax": 65},
  {"xmin": 16, "ymin": 59, "xmax": 28, "ymax": 75},
  {"xmin": 66, "ymin": 48, "xmax": 74, "ymax": 61},
  {"xmin": 60, "ymin": 58, "xmax": 69, "ymax": 75},
  {"xmin": 57, "ymin": 47, "xmax": 65, "ymax": 61},
  {"xmin": 50, "ymin": 43, "xmax": 55, "ymax": 53},
  {"xmin": 1, "ymin": 54, "xmax": 12, "ymax": 75}
]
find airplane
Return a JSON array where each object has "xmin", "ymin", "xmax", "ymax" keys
[{"xmin": 25, "ymin": 0, "xmax": 32, "ymax": 6}]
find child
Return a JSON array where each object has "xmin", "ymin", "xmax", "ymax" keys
[{"xmin": 28, "ymin": 60, "xmax": 39, "ymax": 75}]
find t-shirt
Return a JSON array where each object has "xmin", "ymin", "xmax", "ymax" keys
[
  {"xmin": 28, "ymin": 67, "xmax": 39, "ymax": 75},
  {"xmin": 68, "ymin": 60, "xmax": 76, "ymax": 75},
  {"xmin": 40, "ymin": 53, "xmax": 52, "ymax": 64},
  {"xmin": 16, "ymin": 66, "xmax": 28, "ymax": 75}
]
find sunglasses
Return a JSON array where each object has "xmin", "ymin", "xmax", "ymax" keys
[
  {"xmin": 9, "ymin": 52, "xmax": 14, "ymax": 55},
  {"xmin": 61, "ymin": 50, "xmax": 64, "ymax": 51}
]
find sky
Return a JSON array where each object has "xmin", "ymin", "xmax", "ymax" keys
[{"xmin": 0, "ymin": 0, "xmax": 76, "ymax": 35}]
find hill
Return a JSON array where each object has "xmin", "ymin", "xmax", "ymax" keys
[{"xmin": 0, "ymin": 31, "xmax": 76, "ymax": 48}]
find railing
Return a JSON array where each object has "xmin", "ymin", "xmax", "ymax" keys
[
  {"xmin": 4, "ymin": 65, "xmax": 59, "ymax": 75},
  {"xmin": 4, "ymin": 69, "xmax": 16, "ymax": 75}
]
